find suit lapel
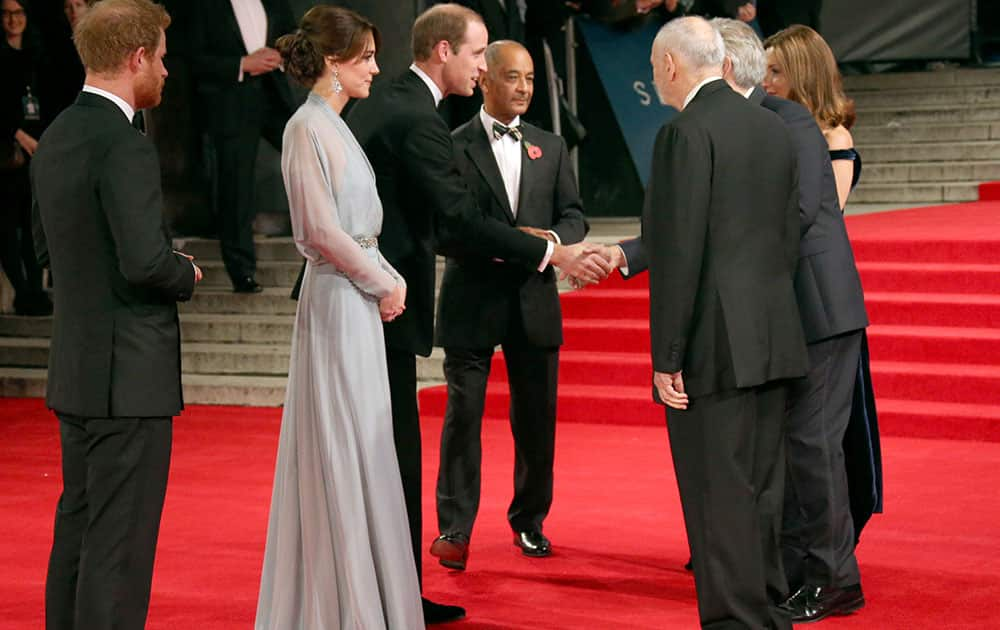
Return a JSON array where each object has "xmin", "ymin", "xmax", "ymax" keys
[
  {"xmin": 514, "ymin": 125, "xmax": 536, "ymax": 225},
  {"xmin": 219, "ymin": 0, "xmax": 246, "ymax": 52},
  {"xmin": 465, "ymin": 118, "xmax": 516, "ymax": 223}
]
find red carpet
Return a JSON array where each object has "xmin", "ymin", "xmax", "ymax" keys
[
  {"xmin": 419, "ymin": 200, "xmax": 1000, "ymax": 441},
  {"xmin": 3, "ymin": 397, "xmax": 1000, "ymax": 629}
]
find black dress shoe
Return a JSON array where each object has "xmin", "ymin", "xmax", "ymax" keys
[
  {"xmin": 684, "ymin": 557, "xmax": 693, "ymax": 572},
  {"xmin": 422, "ymin": 597, "xmax": 465, "ymax": 624},
  {"xmin": 430, "ymin": 534, "xmax": 469, "ymax": 570},
  {"xmin": 233, "ymin": 276, "xmax": 263, "ymax": 293},
  {"xmin": 513, "ymin": 530, "xmax": 551, "ymax": 557},
  {"xmin": 779, "ymin": 583, "xmax": 865, "ymax": 623}
]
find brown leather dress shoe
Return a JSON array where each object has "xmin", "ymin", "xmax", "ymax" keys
[
  {"xmin": 779, "ymin": 583, "xmax": 865, "ymax": 623},
  {"xmin": 430, "ymin": 534, "xmax": 469, "ymax": 571},
  {"xmin": 513, "ymin": 530, "xmax": 551, "ymax": 557}
]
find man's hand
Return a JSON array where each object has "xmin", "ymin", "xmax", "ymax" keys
[
  {"xmin": 550, "ymin": 242, "xmax": 612, "ymax": 285},
  {"xmin": 192, "ymin": 263, "xmax": 203, "ymax": 283},
  {"xmin": 518, "ymin": 226, "xmax": 558, "ymax": 242},
  {"xmin": 380, "ymin": 282, "xmax": 406, "ymax": 322},
  {"xmin": 15, "ymin": 129, "xmax": 38, "ymax": 156},
  {"xmin": 654, "ymin": 371, "xmax": 688, "ymax": 410},
  {"xmin": 736, "ymin": 2, "xmax": 756, "ymax": 22},
  {"xmin": 242, "ymin": 47, "xmax": 282, "ymax": 76},
  {"xmin": 565, "ymin": 244, "xmax": 624, "ymax": 288}
]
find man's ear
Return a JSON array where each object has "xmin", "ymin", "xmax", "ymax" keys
[
  {"xmin": 433, "ymin": 39, "xmax": 450, "ymax": 64},
  {"xmin": 128, "ymin": 46, "xmax": 147, "ymax": 74},
  {"xmin": 721, "ymin": 55, "xmax": 733, "ymax": 80}
]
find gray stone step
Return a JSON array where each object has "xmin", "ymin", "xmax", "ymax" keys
[
  {"xmin": 0, "ymin": 367, "xmax": 46, "ymax": 398},
  {"xmin": 850, "ymin": 86, "xmax": 1000, "ymax": 109},
  {"xmin": 854, "ymin": 104, "xmax": 1000, "ymax": 126},
  {"xmin": 181, "ymin": 288, "xmax": 298, "ymax": 315},
  {"xmin": 0, "ymin": 314, "xmax": 51, "ymax": 338},
  {"xmin": 849, "ymin": 181, "xmax": 979, "ymax": 204},
  {"xmin": 843, "ymin": 68, "xmax": 1000, "ymax": 91},
  {"xmin": 198, "ymin": 260, "xmax": 303, "ymax": 288},
  {"xmin": 863, "ymin": 160, "xmax": 1000, "ymax": 184},
  {"xmin": 174, "ymin": 237, "xmax": 299, "ymax": 262},
  {"xmin": 855, "ymin": 140, "xmax": 1000, "ymax": 164},
  {"xmin": 851, "ymin": 122, "xmax": 1000, "ymax": 145}
]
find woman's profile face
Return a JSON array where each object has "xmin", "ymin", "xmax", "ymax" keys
[
  {"xmin": 336, "ymin": 31, "xmax": 380, "ymax": 100},
  {"xmin": 64, "ymin": 0, "xmax": 88, "ymax": 30},
  {"xmin": 763, "ymin": 48, "xmax": 790, "ymax": 99},
  {"xmin": 2, "ymin": 0, "xmax": 27, "ymax": 39}
]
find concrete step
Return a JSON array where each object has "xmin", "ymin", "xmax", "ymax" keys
[
  {"xmin": 849, "ymin": 181, "xmax": 980, "ymax": 204},
  {"xmin": 855, "ymin": 140, "xmax": 1000, "ymax": 163},
  {"xmin": 852, "ymin": 122, "xmax": 1000, "ymax": 145},
  {"xmin": 180, "ymin": 288, "xmax": 298, "ymax": 315},
  {"xmin": 196, "ymin": 260, "xmax": 303, "ymax": 288},
  {"xmin": 174, "ymin": 237, "xmax": 299, "ymax": 262},
  {"xmin": 0, "ymin": 314, "xmax": 51, "ymax": 338},
  {"xmin": 843, "ymin": 68, "xmax": 1000, "ymax": 91},
  {"xmin": 851, "ymin": 86, "xmax": 1000, "ymax": 109},
  {"xmin": 862, "ymin": 160, "xmax": 1000, "ymax": 184},
  {"xmin": 855, "ymin": 104, "xmax": 1000, "ymax": 126}
]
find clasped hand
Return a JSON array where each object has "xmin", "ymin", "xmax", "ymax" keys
[{"xmin": 380, "ymin": 282, "xmax": 406, "ymax": 322}]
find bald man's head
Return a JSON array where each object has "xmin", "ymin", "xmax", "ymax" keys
[{"xmin": 481, "ymin": 40, "xmax": 534, "ymax": 124}]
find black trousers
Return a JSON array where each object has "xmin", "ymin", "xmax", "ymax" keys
[
  {"xmin": 0, "ymin": 165, "xmax": 43, "ymax": 298},
  {"xmin": 667, "ymin": 382, "xmax": 792, "ymax": 630},
  {"xmin": 210, "ymin": 84, "xmax": 286, "ymax": 286},
  {"xmin": 45, "ymin": 414, "xmax": 172, "ymax": 630},
  {"xmin": 782, "ymin": 330, "xmax": 863, "ymax": 590},
  {"xmin": 436, "ymin": 325, "xmax": 559, "ymax": 539},
  {"xmin": 385, "ymin": 346, "xmax": 424, "ymax": 587}
]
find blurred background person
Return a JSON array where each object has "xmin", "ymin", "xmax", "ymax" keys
[
  {"xmin": 188, "ymin": 0, "xmax": 297, "ymax": 293},
  {"xmin": 1, "ymin": 0, "xmax": 52, "ymax": 315},
  {"xmin": 45, "ymin": 0, "xmax": 90, "ymax": 118}
]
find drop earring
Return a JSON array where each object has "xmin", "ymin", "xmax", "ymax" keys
[{"xmin": 332, "ymin": 68, "xmax": 343, "ymax": 95}]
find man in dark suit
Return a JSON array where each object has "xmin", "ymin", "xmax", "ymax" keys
[
  {"xmin": 347, "ymin": 3, "xmax": 608, "ymax": 623},
  {"xmin": 642, "ymin": 17, "xmax": 806, "ymax": 629},
  {"xmin": 430, "ymin": 40, "xmax": 587, "ymax": 571},
  {"xmin": 188, "ymin": 0, "xmax": 296, "ymax": 292},
  {"xmin": 710, "ymin": 18, "xmax": 869, "ymax": 622},
  {"xmin": 30, "ymin": 2, "xmax": 200, "ymax": 627}
]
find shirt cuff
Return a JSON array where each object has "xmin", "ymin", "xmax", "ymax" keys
[
  {"xmin": 546, "ymin": 230, "xmax": 562, "ymax": 245},
  {"xmin": 537, "ymin": 240, "xmax": 554, "ymax": 272},
  {"xmin": 238, "ymin": 60, "xmax": 245, "ymax": 83},
  {"xmin": 616, "ymin": 246, "xmax": 630, "ymax": 276}
]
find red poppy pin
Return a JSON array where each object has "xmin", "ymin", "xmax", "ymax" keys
[{"xmin": 524, "ymin": 141, "xmax": 543, "ymax": 160}]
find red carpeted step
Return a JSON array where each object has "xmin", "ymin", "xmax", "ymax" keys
[
  {"xmin": 870, "ymin": 361, "xmax": 1000, "ymax": 406},
  {"xmin": 857, "ymin": 261, "xmax": 1000, "ymax": 294},
  {"xmin": 980, "ymin": 181, "xmax": 1000, "ymax": 201},
  {"xmin": 560, "ymin": 288, "xmax": 648, "ymax": 319},
  {"xmin": 864, "ymin": 292, "xmax": 1000, "ymax": 327},
  {"xmin": 488, "ymin": 351, "xmax": 651, "ymax": 386},
  {"xmin": 418, "ymin": 382, "xmax": 663, "ymax": 426},
  {"xmin": 850, "ymin": 239, "xmax": 1000, "ymax": 265},
  {"xmin": 875, "ymin": 398, "xmax": 1000, "ymax": 442},
  {"xmin": 867, "ymin": 325, "xmax": 1000, "ymax": 365},
  {"xmin": 562, "ymin": 318, "xmax": 650, "ymax": 352}
]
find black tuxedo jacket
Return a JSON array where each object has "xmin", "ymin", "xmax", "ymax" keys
[
  {"xmin": 436, "ymin": 114, "xmax": 587, "ymax": 349},
  {"xmin": 753, "ymin": 89, "xmax": 869, "ymax": 343},
  {"xmin": 31, "ymin": 92, "xmax": 196, "ymax": 418},
  {"xmin": 643, "ymin": 79, "xmax": 807, "ymax": 397},
  {"xmin": 188, "ymin": 0, "xmax": 296, "ymax": 135},
  {"xmin": 347, "ymin": 70, "xmax": 549, "ymax": 357}
]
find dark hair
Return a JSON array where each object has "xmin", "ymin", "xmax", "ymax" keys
[
  {"xmin": 276, "ymin": 5, "xmax": 379, "ymax": 88},
  {"xmin": 1, "ymin": 0, "xmax": 43, "ymax": 52},
  {"xmin": 411, "ymin": 3, "xmax": 481, "ymax": 62}
]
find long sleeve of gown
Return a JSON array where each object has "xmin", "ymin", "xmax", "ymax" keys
[{"xmin": 282, "ymin": 119, "xmax": 398, "ymax": 299}]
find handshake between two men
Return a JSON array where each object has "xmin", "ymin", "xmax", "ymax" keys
[{"xmin": 521, "ymin": 225, "xmax": 625, "ymax": 287}]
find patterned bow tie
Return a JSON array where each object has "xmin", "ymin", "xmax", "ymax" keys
[{"xmin": 493, "ymin": 121, "xmax": 523, "ymax": 142}]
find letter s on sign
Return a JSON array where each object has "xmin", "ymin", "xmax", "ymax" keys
[{"xmin": 634, "ymin": 81, "xmax": 652, "ymax": 106}]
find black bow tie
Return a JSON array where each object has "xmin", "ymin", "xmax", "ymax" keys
[{"xmin": 493, "ymin": 121, "xmax": 523, "ymax": 142}]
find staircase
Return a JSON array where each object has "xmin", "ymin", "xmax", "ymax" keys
[{"xmin": 845, "ymin": 67, "xmax": 1000, "ymax": 204}]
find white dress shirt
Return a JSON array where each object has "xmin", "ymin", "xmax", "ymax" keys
[
  {"xmin": 409, "ymin": 63, "xmax": 444, "ymax": 108},
  {"xmin": 82, "ymin": 85, "xmax": 135, "ymax": 123},
  {"xmin": 232, "ymin": 0, "xmax": 268, "ymax": 81},
  {"xmin": 682, "ymin": 75, "xmax": 723, "ymax": 110},
  {"xmin": 480, "ymin": 107, "xmax": 523, "ymax": 217}
]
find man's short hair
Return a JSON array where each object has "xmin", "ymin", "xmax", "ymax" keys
[
  {"xmin": 653, "ymin": 16, "xmax": 725, "ymax": 72},
  {"xmin": 484, "ymin": 40, "xmax": 530, "ymax": 75},
  {"xmin": 74, "ymin": 0, "xmax": 170, "ymax": 75},
  {"xmin": 711, "ymin": 18, "xmax": 765, "ymax": 90},
  {"xmin": 411, "ymin": 3, "xmax": 482, "ymax": 62}
]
